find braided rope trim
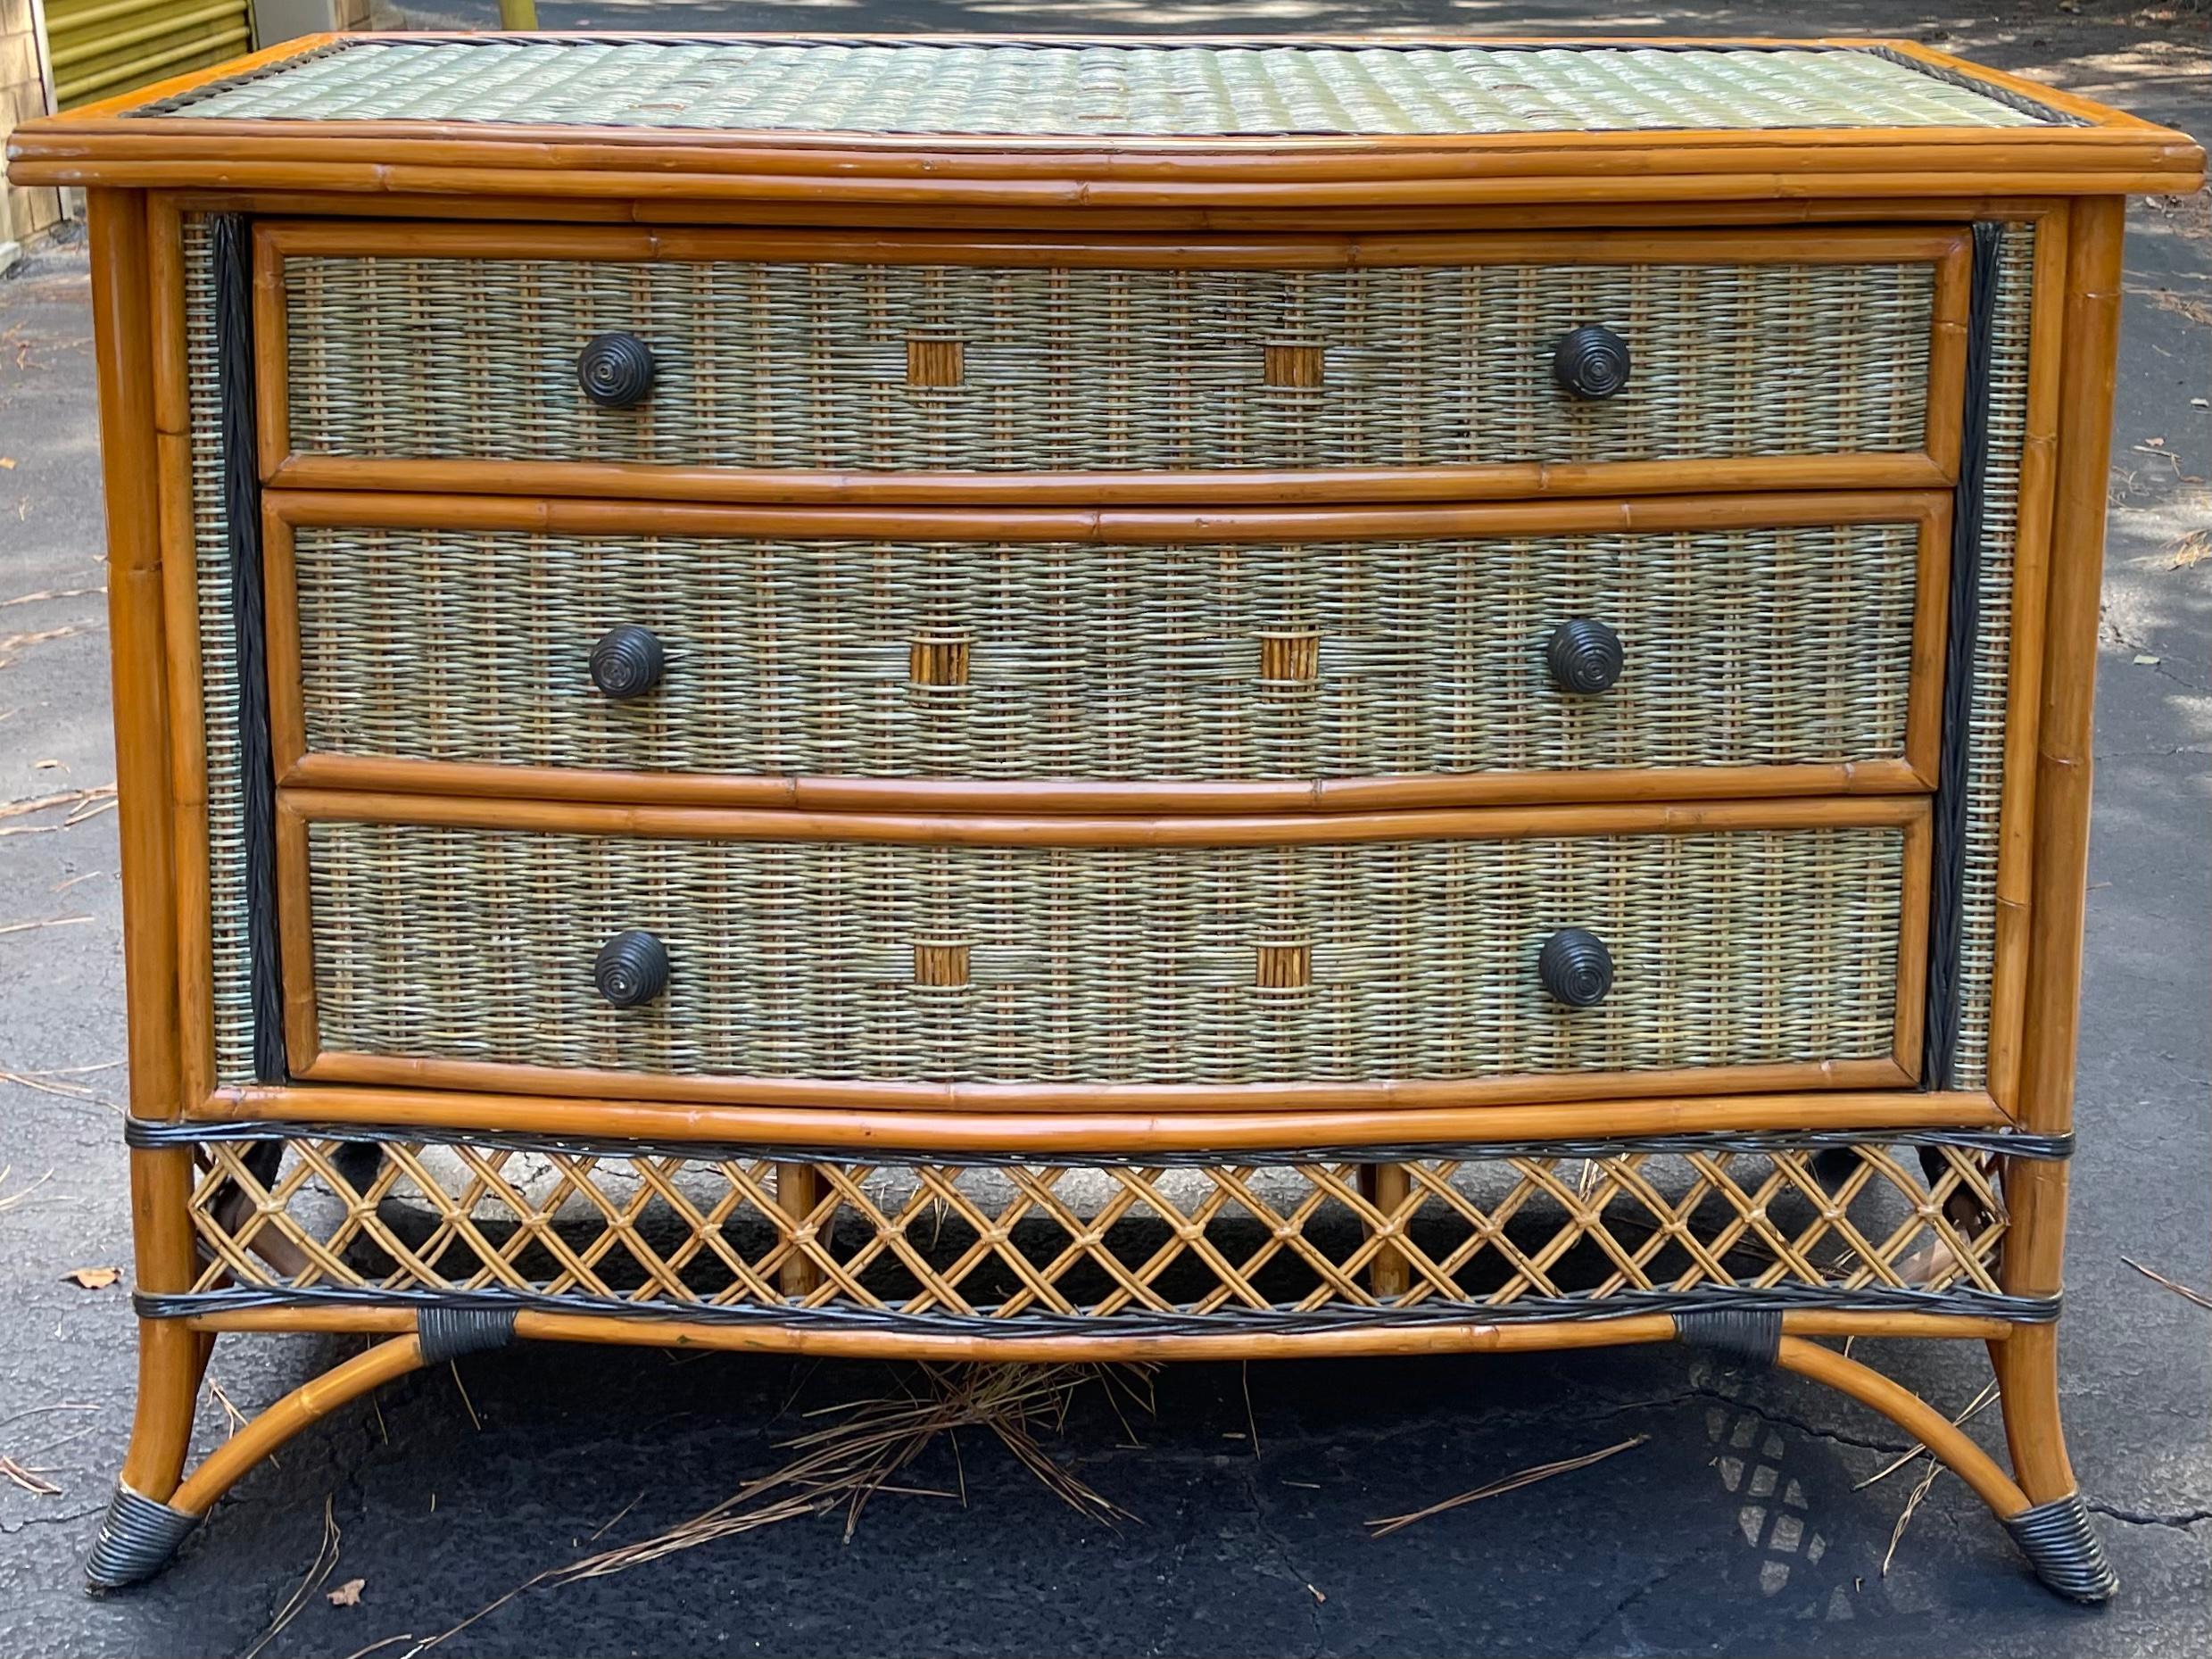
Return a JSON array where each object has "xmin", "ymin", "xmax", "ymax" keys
[
  {"xmin": 122, "ymin": 1117, "xmax": 2074, "ymax": 1169},
  {"xmin": 133, "ymin": 1282, "xmax": 2061, "ymax": 1335}
]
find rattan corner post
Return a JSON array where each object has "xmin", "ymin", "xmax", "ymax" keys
[{"xmin": 9, "ymin": 33, "xmax": 2200, "ymax": 1602}]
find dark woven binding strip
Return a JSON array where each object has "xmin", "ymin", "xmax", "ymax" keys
[
  {"xmin": 1674, "ymin": 1308, "xmax": 1784, "ymax": 1365},
  {"xmin": 212, "ymin": 215, "xmax": 285, "ymax": 1085},
  {"xmin": 122, "ymin": 1117, "xmax": 2075, "ymax": 1168},
  {"xmin": 2002, "ymin": 1493, "xmax": 2119, "ymax": 1602},
  {"xmin": 134, "ymin": 1281, "xmax": 2063, "ymax": 1334},
  {"xmin": 84, "ymin": 1485, "xmax": 197, "ymax": 1590},
  {"xmin": 1924, "ymin": 220, "xmax": 2006, "ymax": 1091},
  {"xmin": 417, "ymin": 1305, "xmax": 520, "ymax": 1364}
]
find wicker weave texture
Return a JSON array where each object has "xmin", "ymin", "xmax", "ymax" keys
[
  {"xmin": 184, "ymin": 1133, "xmax": 2009, "ymax": 1321},
  {"xmin": 281, "ymin": 253, "xmax": 1938, "ymax": 473},
  {"xmin": 304, "ymin": 821, "xmax": 1907, "ymax": 1084},
  {"xmin": 183, "ymin": 220, "xmax": 255, "ymax": 1088},
  {"xmin": 1951, "ymin": 226, "xmax": 2034, "ymax": 1091},
  {"xmin": 292, "ymin": 523, "xmax": 1921, "ymax": 781},
  {"xmin": 150, "ymin": 39, "xmax": 2045, "ymax": 134}
]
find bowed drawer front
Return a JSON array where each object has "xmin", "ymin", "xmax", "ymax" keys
[
  {"xmin": 255, "ymin": 223, "xmax": 1972, "ymax": 502},
  {"xmin": 265, "ymin": 497, "xmax": 1949, "ymax": 803},
  {"xmin": 277, "ymin": 799, "xmax": 1930, "ymax": 1107}
]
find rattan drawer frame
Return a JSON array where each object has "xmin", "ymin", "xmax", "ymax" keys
[
  {"xmin": 269, "ymin": 792, "xmax": 1934, "ymax": 1113},
  {"xmin": 18, "ymin": 29, "xmax": 2200, "ymax": 1605},
  {"xmin": 261, "ymin": 490, "xmax": 1953, "ymax": 813},
  {"xmin": 250, "ymin": 220, "xmax": 1971, "ymax": 505}
]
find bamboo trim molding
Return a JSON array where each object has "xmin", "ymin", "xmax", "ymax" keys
[{"xmin": 190, "ymin": 1083, "xmax": 2013, "ymax": 1152}]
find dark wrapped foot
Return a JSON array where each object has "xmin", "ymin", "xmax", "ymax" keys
[
  {"xmin": 85, "ymin": 1484, "xmax": 197, "ymax": 1591},
  {"xmin": 2003, "ymin": 1492, "xmax": 2119, "ymax": 1603}
]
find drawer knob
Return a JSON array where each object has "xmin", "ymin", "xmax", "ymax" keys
[
  {"xmin": 1553, "ymin": 325, "xmax": 1631, "ymax": 401},
  {"xmin": 594, "ymin": 930, "xmax": 669, "ymax": 1008},
  {"xmin": 1538, "ymin": 928, "xmax": 1614, "ymax": 1009},
  {"xmin": 589, "ymin": 624, "xmax": 666, "ymax": 701},
  {"xmin": 1545, "ymin": 619, "xmax": 1625, "ymax": 695},
  {"xmin": 577, "ymin": 332, "xmax": 656, "ymax": 409}
]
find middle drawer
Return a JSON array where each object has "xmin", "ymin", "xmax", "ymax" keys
[{"xmin": 265, "ymin": 494, "xmax": 1948, "ymax": 810}]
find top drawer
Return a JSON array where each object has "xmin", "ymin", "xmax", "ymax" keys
[{"xmin": 254, "ymin": 223, "xmax": 1971, "ymax": 504}]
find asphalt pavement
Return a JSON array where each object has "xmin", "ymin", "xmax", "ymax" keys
[{"xmin": 1, "ymin": 4, "xmax": 2206, "ymax": 1655}]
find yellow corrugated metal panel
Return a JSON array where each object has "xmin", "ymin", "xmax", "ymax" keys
[{"xmin": 46, "ymin": 0, "xmax": 253, "ymax": 109}]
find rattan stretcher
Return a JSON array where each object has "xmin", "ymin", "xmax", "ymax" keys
[{"xmin": 5, "ymin": 29, "xmax": 2201, "ymax": 1602}]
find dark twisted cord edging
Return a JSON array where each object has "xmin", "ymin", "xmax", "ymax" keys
[
  {"xmin": 212, "ymin": 215, "xmax": 285, "ymax": 1086},
  {"xmin": 132, "ymin": 1282, "xmax": 2061, "ymax": 1334},
  {"xmin": 1924, "ymin": 220, "xmax": 2006, "ymax": 1091},
  {"xmin": 124, "ymin": 1116, "xmax": 2075, "ymax": 1167}
]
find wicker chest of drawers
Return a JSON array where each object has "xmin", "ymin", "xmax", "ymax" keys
[{"xmin": 9, "ymin": 31, "xmax": 2200, "ymax": 1597}]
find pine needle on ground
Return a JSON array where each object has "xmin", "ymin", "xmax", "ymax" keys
[
  {"xmin": 1366, "ymin": 1435, "xmax": 1649, "ymax": 1537},
  {"xmin": 402, "ymin": 1362, "xmax": 1144, "ymax": 1657}
]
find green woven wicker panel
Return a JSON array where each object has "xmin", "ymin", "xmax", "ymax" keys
[
  {"xmin": 303, "ymin": 821, "xmax": 1908, "ymax": 1085},
  {"xmin": 291, "ymin": 522, "xmax": 1920, "ymax": 781},
  {"xmin": 1950, "ymin": 225, "xmax": 2034, "ymax": 1091},
  {"xmin": 145, "ymin": 40, "xmax": 2048, "ymax": 134},
  {"xmin": 182, "ymin": 219, "xmax": 255, "ymax": 1087},
  {"xmin": 281, "ymin": 253, "xmax": 1937, "ymax": 473}
]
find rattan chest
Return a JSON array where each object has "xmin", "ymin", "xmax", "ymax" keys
[{"xmin": 8, "ymin": 31, "xmax": 2200, "ymax": 1599}]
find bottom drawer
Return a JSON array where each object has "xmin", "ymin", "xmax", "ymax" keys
[{"xmin": 279, "ymin": 798, "xmax": 1928, "ymax": 1106}]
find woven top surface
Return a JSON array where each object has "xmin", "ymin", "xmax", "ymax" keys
[{"xmin": 137, "ymin": 37, "xmax": 2053, "ymax": 135}]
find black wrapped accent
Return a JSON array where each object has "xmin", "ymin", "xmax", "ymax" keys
[
  {"xmin": 1924, "ymin": 221, "xmax": 2004, "ymax": 1091},
  {"xmin": 85, "ymin": 1485, "xmax": 197, "ymax": 1590},
  {"xmin": 588, "ymin": 624, "xmax": 667, "ymax": 700},
  {"xmin": 1545, "ymin": 619, "xmax": 1626, "ymax": 695},
  {"xmin": 2003, "ymin": 1493, "xmax": 2119, "ymax": 1602},
  {"xmin": 577, "ymin": 332, "xmax": 656, "ymax": 408},
  {"xmin": 418, "ymin": 1305, "xmax": 520, "ymax": 1363},
  {"xmin": 1675, "ymin": 1308, "xmax": 1783, "ymax": 1367},
  {"xmin": 594, "ymin": 930, "xmax": 669, "ymax": 1008},
  {"xmin": 214, "ymin": 215, "xmax": 286, "ymax": 1085},
  {"xmin": 1538, "ymin": 928, "xmax": 1613, "ymax": 1008},
  {"xmin": 1553, "ymin": 324, "xmax": 1631, "ymax": 400}
]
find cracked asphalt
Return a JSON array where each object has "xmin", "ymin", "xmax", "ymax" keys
[{"xmin": 2, "ymin": 3, "xmax": 2207, "ymax": 1655}]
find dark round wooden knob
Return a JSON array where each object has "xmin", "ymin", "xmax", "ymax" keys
[
  {"xmin": 577, "ymin": 332, "xmax": 656, "ymax": 409},
  {"xmin": 1545, "ymin": 619, "xmax": 1625, "ymax": 695},
  {"xmin": 1553, "ymin": 325, "xmax": 1631, "ymax": 400},
  {"xmin": 593, "ymin": 930, "xmax": 668, "ymax": 1008},
  {"xmin": 1538, "ymin": 928, "xmax": 1614, "ymax": 1009},
  {"xmin": 589, "ymin": 624, "xmax": 665, "ymax": 701}
]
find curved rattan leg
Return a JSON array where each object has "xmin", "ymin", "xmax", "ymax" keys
[
  {"xmin": 88, "ymin": 1320, "xmax": 217, "ymax": 1589},
  {"xmin": 1989, "ymin": 1326, "xmax": 2118, "ymax": 1601},
  {"xmin": 1778, "ymin": 1335, "xmax": 2115, "ymax": 1602},
  {"xmin": 90, "ymin": 1333, "xmax": 428, "ymax": 1590}
]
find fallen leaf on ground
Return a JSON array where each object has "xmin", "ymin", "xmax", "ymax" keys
[
  {"xmin": 2134, "ymin": 654, "xmax": 2162, "ymax": 666},
  {"xmin": 327, "ymin": 1579, "xmax": 366, "ymax": 1608},
  {"xmin": 62, "ymin": 1266, "xmax": 120, "ymax": 1290},
  {"xmin": 0, "ymin": 458, "xmax": 13, "ymax": 469}
]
